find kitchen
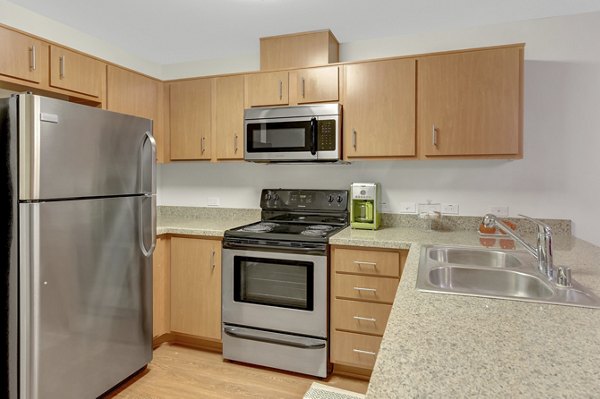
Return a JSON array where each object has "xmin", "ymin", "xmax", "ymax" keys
[{"xmin": 1, "ymin": 0, "xmax": 600, "ymax": 398}]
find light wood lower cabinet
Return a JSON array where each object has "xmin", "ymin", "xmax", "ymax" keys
[
  {"xmin": 331, "ymin": 246, "xmax": 406, "ymax": 371},
  {"xmin": 153, "ymin": 237, "xmax": 170, "ymax": 338},
  {"xmin": 170, "ymin": 237, "xmax": 222, "ymax": 341}
]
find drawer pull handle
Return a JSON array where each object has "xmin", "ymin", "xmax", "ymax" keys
[
  {"xmin": 353, "ymin": 287, "xmax": 377, "ymax": 293},
  {"xmin": 353, "ymin": 349, "xmax": 377, "ymax": 356},
  {"xmin": 353, "ymin": 261, "xmax": 377, "ymax": 267},
  {"xmin": 353, "ymin": 316, "xmax": 376, "ymax": 322}
]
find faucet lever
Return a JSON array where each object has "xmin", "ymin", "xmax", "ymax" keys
[{"xmin": 556, "ymin": 266, "xmax": 572, "ymax": 287}]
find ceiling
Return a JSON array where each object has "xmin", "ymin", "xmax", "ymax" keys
[{"xmin": 8, "ymin": 0, "xmax": 600, "ymax": 65}]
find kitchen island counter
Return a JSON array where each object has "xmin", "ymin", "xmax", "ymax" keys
[{"xmin": 330, "ymin": 227, "xmax": 600, "ymax": 398}]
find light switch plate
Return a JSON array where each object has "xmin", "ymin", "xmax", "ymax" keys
[
  {"xmin": 442, "ymin": 203, "xmax": 459, "ymax": 215},
  {"xmin": 207, "ymin": 197, "xmax": 220, "ymax": 207}
]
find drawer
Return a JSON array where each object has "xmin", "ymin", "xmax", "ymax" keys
[
  {"xmin": 331, "ymin": 330, "xmax": 382, "ymax": 370},
  {"xmin": 333, "ymin": 247, "xmax": 400, "ymax": 277},
  {"xmin": 332, "ymin": 299, "xmax": 392, "ymax": 335},
  {"xmin": 334, "ymin": 274, "xmax": 399, "ymax": 304}
]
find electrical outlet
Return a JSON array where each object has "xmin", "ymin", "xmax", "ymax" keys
[
  {"xmin": 207, "ymin": 197, "xmax": 220, "ymax": 207},
  {"xmin": 381, "ymin": 202, "xmax": 390, "ymax": 212},
  {"xmin": 442, "ymin": 203, "xmax": 459, "ymax": 215},
  {"xmin": 490, "ymin": 206, "xmax": 509, "ymax": 217},
  {"xmin": 398, "ymin": 202, "xmax": 417, "ymax": 214}
]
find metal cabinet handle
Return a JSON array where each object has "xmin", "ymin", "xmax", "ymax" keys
[
  {"xmin": 353, "ymin": 349, "xmax": 376, "ymax": 356},
  {"xmin": 59, "ymin": 55, "xmax": 65, "ymax": 79},
  {"xmin": 279, "ymin": 80, "xmax": 283, "ymax": 100},
  {"xmin": 353, "ymin": 287, "xmax": 377, "ymax": 293},
  {"xmin": 30, "ymin": 45, "xmax": 37, "ymax": 71},
  {"xmin": 211, "ymin": 248, "xmax": 216, "ymax": 270},
  {"xmin": 432, "ymin": 124, "xmax": 438, "ymax": 147},
  {"xmin": 353, "ymin": 260, "xmax": 377, "ymax": 267},
  {"xmin": 353, "ymin": 316, "xmax": 377, "ymax": 322},
  {"xmin": 352, "ymin": 129, "xmax": 357, "ymax": 150},
  {"xmin": 201, "ymin": 136, "xmax": 206, "ymax": 154},
  {"xmin": 301, "ymin": 77, "xmax": 306, "ymax": 98},
  {"xmin": 234, "ymin": 134, "xmax": 238, "ymax": 154}
]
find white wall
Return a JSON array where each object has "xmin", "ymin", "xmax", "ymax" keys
[
  {"xmin": 158, "ymin": 11, "xmax": 600, "ymax": 246},
  {"xmin": 0, "ymin": 0, "xmax": 162, "ymax": 78}
]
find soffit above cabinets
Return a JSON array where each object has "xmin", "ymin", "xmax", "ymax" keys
[{"xmin": 7, "ymin": 0, "xmax": 600, "ymax": 65}]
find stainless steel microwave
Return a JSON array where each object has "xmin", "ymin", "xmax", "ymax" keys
[{"xmin": 244, "ymin": 103, "xmax": 341, "ymax": 162}]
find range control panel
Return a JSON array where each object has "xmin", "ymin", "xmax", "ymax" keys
[{"xmin": 260, "ymin": 189, "xmax": 348, "ymax": 211}]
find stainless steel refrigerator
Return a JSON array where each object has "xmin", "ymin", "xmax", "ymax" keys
[{"xmin": 1, "ymin": 94, "xmax": 156, "ymax": 398}]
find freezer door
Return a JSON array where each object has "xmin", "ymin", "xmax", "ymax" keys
[
  {"xmin": 19, "ymin": 196, "xmax": 152, "ymax": 399},
  {"xmin": 18, "ymin": 94, "xmax": 155, "ymax": 200}
]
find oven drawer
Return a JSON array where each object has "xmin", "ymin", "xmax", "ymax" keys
[
  {"xmin": 334, "ymin": 274, "xmax": 399, "ymax": 304},
  {"xmin": 331, "ymin": 330, "xmax": 382, "ymax": 370},
  {"xmin": 332, "ymin": 299, "xmax": 392, "ymax": 336},
  {"xmin": 333, "ymin": 248, "xmax": 400, "ymax": 277}
]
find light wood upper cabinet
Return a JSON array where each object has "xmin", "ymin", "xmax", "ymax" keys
[
  {"xmin": 245, "ymin": 71, "xmax": 289, "ymax": 107},
  {"xmin": 343, "ymin": 59, "xmax": 416, "ymax": 158},
  {"xmin": 170, "ymin": 78, "xmax": 212, "ymax": 160},
  {"xmin": 153, "ymin": 237, "xmax": 170, "ymax": 338},
  {"xmin": 418, "ymin": 47, "xmax": 522, "ymax": 157},
  {"xmin": 215, "ymin": 75, "xmax": 244, "ymax": 160},
  {"xmin": 0, "ymin": 27, "xmax": 44, "ymax": 84},
  {"xmin": 170, "ymin": 237, "xmax": 222, "ymax": 341},
  {"xmin": 290, "ymin": 66, "xmax": 338, "ymax": 105},
  {"xmin": 107, "ymin": 66, "xmax": 168, "ymax": 162},
  {"xmin": 49, "ymin": 45, "xmax": 105, "ymax": 98}
]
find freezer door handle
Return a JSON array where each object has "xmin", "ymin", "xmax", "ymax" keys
[
  {"xmin": 223, "ymin": 326, "xmax": 326, "ymax": 349},
  {"xmin": 141, "ymin": 131, "xmax": 157, "ymax": 195}
]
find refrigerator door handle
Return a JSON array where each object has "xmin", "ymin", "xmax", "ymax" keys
[{"xmin": 140, "ymin": 194, "xmax": 156, "ymax": 258}]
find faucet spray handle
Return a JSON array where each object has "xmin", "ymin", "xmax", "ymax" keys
[{"xmin": 556, "ymin": 266, "xmax": 572, "ymax": 287}]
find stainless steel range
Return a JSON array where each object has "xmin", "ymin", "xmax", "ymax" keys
[{"xmin": 222, "ymin": 189, "xmax": 348, "ymax": 377}]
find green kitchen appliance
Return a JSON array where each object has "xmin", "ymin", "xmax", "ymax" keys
[{"xmin": 350, "ymin": 183, "xmax": 381, "ymax": 230}]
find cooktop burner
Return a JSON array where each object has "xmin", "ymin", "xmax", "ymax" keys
[
  {"xmin": 306, "ymin": 225, "xmax": 334, "ymax": 231},
  {"xmin": 300, "ymin": 229, "xmax": 328, "ymax": 237},
  {"xmin": 239, "ymin": 222, "xmax": 279, "ymax": 233}
]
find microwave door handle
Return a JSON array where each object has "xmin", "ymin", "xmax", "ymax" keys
[{"xmin": 310, "ymin": 117, "xmax": 318, "ymax": 156}]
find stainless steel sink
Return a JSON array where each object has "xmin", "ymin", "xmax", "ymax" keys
[
  {"xmin": 428, "ymin": 247, "xmax": 522, "ymax": 268},
  {"xmin": 417, "ymin": 245, "xmax": 600, "ymax": 308}
]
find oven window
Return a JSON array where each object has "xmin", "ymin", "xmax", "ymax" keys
[
  {"xmin": 234, "ymin": 256, "xmax": 314, "ymax": 311},
  {"xmin": 246, "ymin": 121, "xmax": 311, "ymax": 152}
]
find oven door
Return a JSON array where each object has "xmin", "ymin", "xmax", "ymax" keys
[{"xmin": 222, "ymin": 248, "xmax": 327, "ymax": 338}]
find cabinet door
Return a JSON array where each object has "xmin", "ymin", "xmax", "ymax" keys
[
  {"xmin": 170, "ymin": 237, "xmax": 222, "ymax": 340},
  {"xmin": 170, "ymin": 78, "xmax": 212, "ymax": 160},
  {"xmin": 49, "ymin": 45, "xmax": 105, "ymax": 98},
  {"xmin": 215, "ymin": 75, "xmax": 244, "ymax": 160},
  {"xmin": 418, "ymin": 47, "xmax": 522, "ymax": 156},
  {"xmin": 153, "ymin": 237, "xmax": 170, "ymax": 338},
  {"xmin": 0, "ymin": 27, "xmax": 44, "ymax": 84},
  {"xmin": 343, "ymin": 59, "xmax": 416, "ymax": 158},
  {"xmin": 245, "ymin": 71, "xmax": 289, "ymax": 107},
  {"xmin": 295, "ymin": 66, "xmax": 338, "ymax": 104},
  {"xmin": 107, "ymin": 66, "xmax": 165, "ymax": 160}
]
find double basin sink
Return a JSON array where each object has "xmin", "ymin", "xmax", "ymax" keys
[{"xmin": 417, "ymin": 246, "xmax": 600, "ymax": 308}]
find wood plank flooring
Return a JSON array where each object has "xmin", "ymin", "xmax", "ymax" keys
[{"xmin": 105, "ymin": 343, "xmax": 369, "ymax": 399}]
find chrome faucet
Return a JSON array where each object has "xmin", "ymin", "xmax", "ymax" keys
[{"xmin": 482, "ymin": 214, "xmax": 571, "ymax": 286}]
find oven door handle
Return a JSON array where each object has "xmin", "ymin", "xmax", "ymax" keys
[
  {"xmin": 310, "ymin": 117, "xmax": 318, "ymax": 156},
  {"xmin": 224, "ymin": 326, "xmax": 326, "ymax": 349}
]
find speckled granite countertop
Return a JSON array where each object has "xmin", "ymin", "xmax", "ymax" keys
[
  {"xmin": 330, "ymin": 227, "xmax": 600, "ymax": 398},
  {"xmin": 156, "ymin": 206, "xmax": 260, "ymax": 237}
]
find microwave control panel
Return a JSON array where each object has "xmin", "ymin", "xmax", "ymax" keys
[{"xmin": 318, "ymin": 120, "xmax": 336, "ymax": 151}]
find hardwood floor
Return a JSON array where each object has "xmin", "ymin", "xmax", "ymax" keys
[{"xmin": 106, "ymin": 343, "xmax": 369, "ymax": 399}]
